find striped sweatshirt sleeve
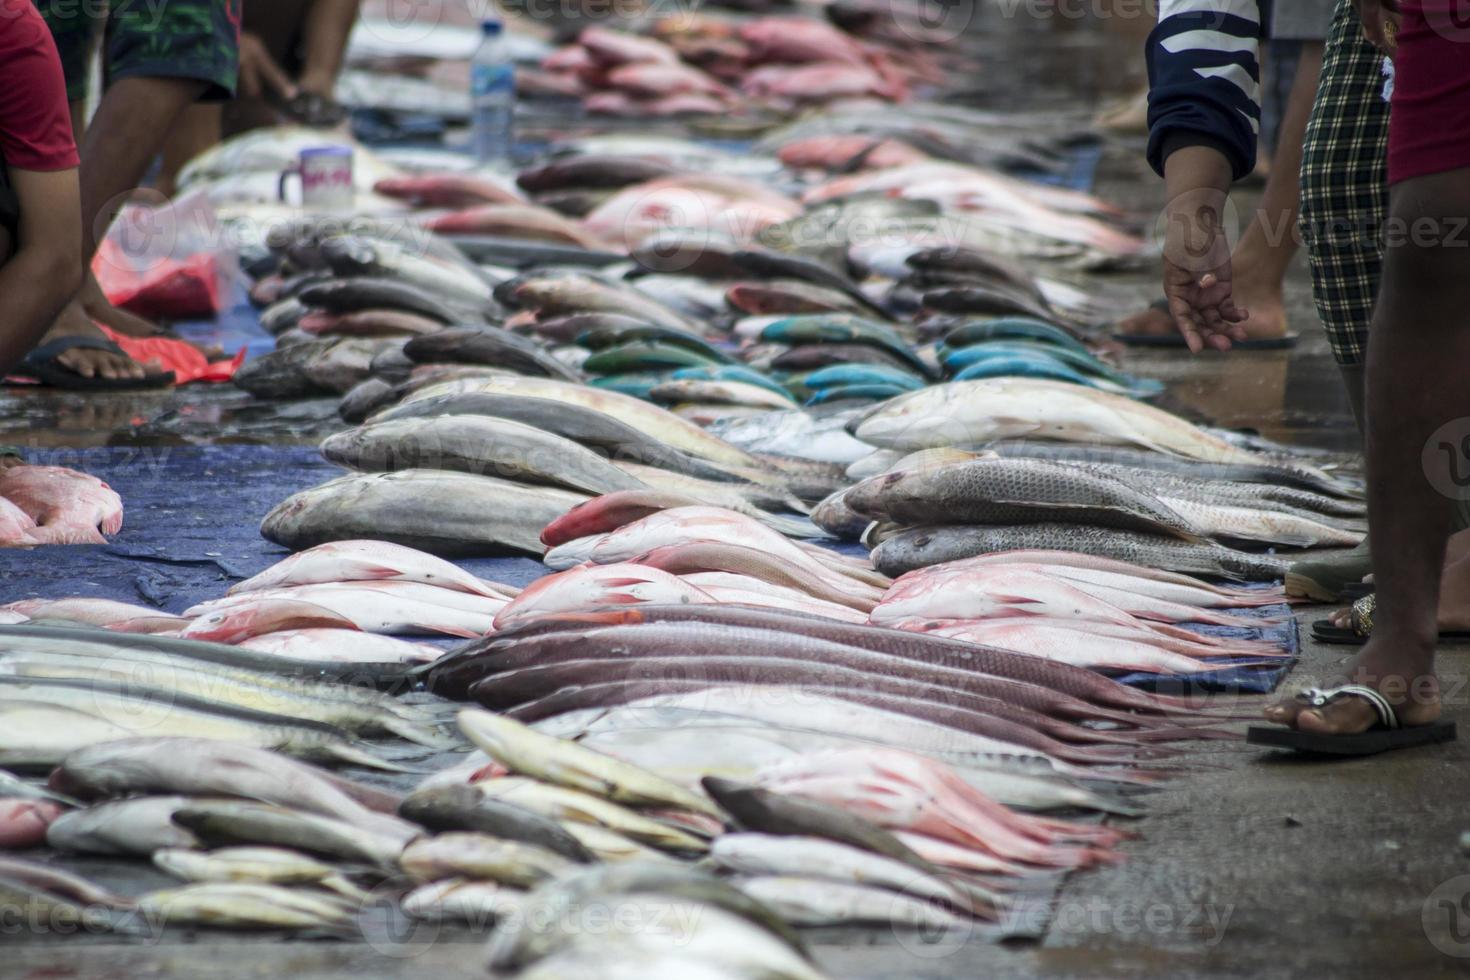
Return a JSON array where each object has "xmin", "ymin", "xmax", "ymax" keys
[{"xmin": 1145, "ymin": 0, "xmax": 1262, "ymax": 181}]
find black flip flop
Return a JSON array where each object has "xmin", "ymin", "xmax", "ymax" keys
[
  {"xmin": 1113, "ymin": 298, "xmax": 1300, "ymax": 349},
  {"xmin": 13, "ymin": 336, "xmax": 174, "ymax": 390},
  {"xmin": 1248, "ymin": 685, "xmax": 1457, "ymax": 755},
  {"xmin": 1311, "ymin": 593, "xmax": 1470, "ymax": 646}
]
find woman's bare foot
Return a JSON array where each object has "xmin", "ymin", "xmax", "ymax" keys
[
  {"xmin": 1263, "ymin": 639, "xmax": 1440, "ymax": 734},
  {"xmin": 38, "ymin": 303, "xmax": 146, "ymax": 381}
]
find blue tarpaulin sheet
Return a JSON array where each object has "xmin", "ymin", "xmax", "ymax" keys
[{"xmin": 0, "ymin": 446, "xmax": 1296, "ymax": 693}]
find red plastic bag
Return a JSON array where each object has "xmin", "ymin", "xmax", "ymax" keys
[
  {"xmin": 94, "ymin": 239, "xmax": 222, "ymax": 321},
  {"xmin": 96, "ymin": 324, "xmax": 244, "ymax": 385}
]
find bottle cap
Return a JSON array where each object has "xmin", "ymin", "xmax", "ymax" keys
[{"xmin": 481, "ymin": 19, "xmax": 503, "ymax": 36}]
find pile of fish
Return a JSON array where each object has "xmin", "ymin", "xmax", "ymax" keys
[
  {"xmin": 0, "ymin": 461, "xmax": 123, "ymax": 548},
  {"xmin": 536, "ymin": 18, "xmax": 940, "ymax": 116},
  {"xmin": 827, "ymin": 379, "xmax": 1366, "ymax": 576},
  {"xmin": 2, "ymin": 540, "xmax": 518, "ymax": 662}
]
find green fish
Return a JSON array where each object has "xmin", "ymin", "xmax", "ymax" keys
[
  {"xmin": 583, "ymin": 342, "xmax": 721, "ymax": 375},
  {"xmin": 940, "ymin": 317, "xmax": 1091, "ymax": 355}
]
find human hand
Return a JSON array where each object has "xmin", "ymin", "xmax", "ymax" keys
[
  {"xmin": 1161, "ymin": 187, "xmax": 1248, "ymax": 353},
  {"xmin": 1355, "ymin": 0, "xmax": 1401, "ymax": 55}
]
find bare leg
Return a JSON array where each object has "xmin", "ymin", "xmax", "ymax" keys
[
  {"xmin": 154, "ymin": 103, "xmax": 221, "ymax": 199},
  {"xmin": 72, "ymin": 76, "xmax": 208, "ymax": 339},
  {"xmin": 1265, "ymin": 169, "xmax": 1470, "ymax": 734}
]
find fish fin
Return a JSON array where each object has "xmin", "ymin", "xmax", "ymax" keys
[
  {"xmin": 323, "ymin": 744, "xmax": 418, "ymax": 773},
  {"xmin": 417, "ymin": 623, "xmax": 480, "ymax": 639},
  {"xmin": 382, "ymin": 716, "xmax": 462, "ymax": 750}
]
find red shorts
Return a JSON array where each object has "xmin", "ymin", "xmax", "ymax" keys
[{"xmin": 1387, "ymin": 2, "xmax": 1470, "ymax": 184}]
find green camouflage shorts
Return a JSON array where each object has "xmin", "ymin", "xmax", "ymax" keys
[{"xmin": 35, "ymin": 0, "xmax": 241, "ymax": 102}]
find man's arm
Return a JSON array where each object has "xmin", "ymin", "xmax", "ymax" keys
[
  {"xmin": 0, "ymin": 167, "xmax": 84, "ymax": 377},
  {"xmin": 297, "ymin": 0, "xmax": 361, "ymax": 97},
  {"xmin": 1145, "ymin": 1, "xmax": 1262, "ymax": 351}
]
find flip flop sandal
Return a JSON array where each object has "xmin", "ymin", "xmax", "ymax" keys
[
  {"xmin": 1312, "ymin": 593, "xmax": 1470, "ymax": 646},
  {"xmin": 12, "ymin": 336, "xmax": 174, "ymax": 390},
  {"xmin": 1247, "ymin": 685, "xmax": 1456, "ymax": 755},
  {"xmin": 1112, "ymin": 298, "xmax": 1300, "ymax": 349}
]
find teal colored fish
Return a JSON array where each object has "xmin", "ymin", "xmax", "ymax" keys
[
  {"xmin": 589, "ymin": 372, "xmax": 676, "ymax": 399},
  {"xmin": 760, "ymin": 315, "xmax": 933, "ymax": 377},
  {"xmin": 952, "ymin": 353, "xmax": 1151, "ymax": 397},
  {"xmin": 940, "ymin": 318, "xmax": 1091, "ymax": 356},
  {"xmin": 942, "ymin": 341, "xmax": 1163, "ymax": 396},
  {"xmin": 577, "ymin": 325, "xmax": 736, "ymax": 365},
  {"xmin": 801, "ymin": 364, "xmax": 926, "ymax": 391},
  {"xmin": 804, "ymin": 382, "xmax": 913, "ymax": 405},
  {"xmin": 583, "ymin": 342, "xmax": 720, "ymax": 375}
]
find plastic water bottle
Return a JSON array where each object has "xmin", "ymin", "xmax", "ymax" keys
[{"xmin": 471, "ymin": 19, "xmax": 515, "ymax": 164}]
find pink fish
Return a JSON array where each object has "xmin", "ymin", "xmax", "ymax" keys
[
  {"xmin": 739, "ymin": 17, "xmax": 870, "ymax": 66},
  {"xmin": 0, "ymin": 465, "xmax": 123, "ymax": 539},
  {"xmin": 0, "ymin": 496, "xmax": 38, "ymax": 547},
  {"xmin": 235, "ymin": 629, "xmax": 443, "ymax": 664},
  {"xmin": 776, "ymin": 135, "xmax": 929, "ymax": 171},
  {"xmin": 192, "ymin": 582, "xmax": 504, "ymax": 638},
  {"xmin": 373, "ymin": 174, "xmax": 523, "ymax": 209},
  {"xmin": 606, "ymin": 62, "xmax": 731, "ymax": 100},
  {"xmin": 912, "ymin": 620, "xmax": 1274, "ymax": 675},
  {"xmin": 892, "ymin": 831, "xmax": 1031, "ymax": 876},
  {"xmin": 493, "ymin": 563, "xmax": 713, "ymax": 629},
  {"xmin": 230, "ymin": 540, "xmax": 516, "ymax": 599},
  {"xmin": 181, "ymin": 598, "xmax": 360, "ymax": 644},
  {"xmin": 582, "ymin": 176, "xmax": 800, "ymax": 250},
  {"xmin": 0, "ymin": 800, "xmax": 65, "ymax": 849},
  {"xmin": 578, "ymin": 27, "xmax": 681, "ymax": 67},
  {"xmin": 743, "ymin": 62, "xmax": 904, "ymax": 103},
  {"xmin": 3, "ymin": 597, "xmax": 188, "ymax": 634},
  {"xmin": 680, "ymin": 572, "xmax": 870, "ymax": 623},
  {"xmin": 944, "ymin": 550, "xmax": 1287, "ymax": 605},
  {"xmin": 425, "ymin": 204, "xmax": 612, "ymax": 250}
]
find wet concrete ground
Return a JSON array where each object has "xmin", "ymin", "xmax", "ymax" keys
[{"xmin": 9, "ymin": 19, "xmax": 1460, "ymax": 979}]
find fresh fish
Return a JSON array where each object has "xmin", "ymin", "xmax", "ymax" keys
[
  {"xmin": 649, "ymin": 379, "xmax": 795, "ymax": 410},
  {"xmin": 711, "ymin": 834, "xmax": 965, "ymax": 907},
  {"xmin": 951, "ymin": 351, "xmax": 1157, "ymax": 397},
  {"xmin": 457, "ymin": 709, "xmax": 722, "ymax": 817},
  {"xmin": 486, "ymin": 861, "xmax": 812, "ymax": 972},
  {"xmin": 232, "ymin": 340, "xmax": 337, "ymax": 398},
  {"xmin": 322, "ymin": 416, "xmax": 645, "ymax": 496},
  {"xmin": 474, "ymin": 777, "xmax": 709, "ymax": 852},
  {"xmin": 739, "ymin": 875, "xmax": 971, "ymax": 929},
  {"xmin": 769, "ymin": 342, "xmax": 922, "ymax": 375},
  {"xmin": 262, "ymin": 469, "xmax": 588, "ymax": 558},
  {"xmin": 0, "ymin": 872, "xmax": 130, "ymax": 933},
  {"xmin": 402, "ymin": 878, "xmax": 527, "ymax": 924},
  {"xmin": 0, "ymin": 856, "xmax": 130, "ymax": 907},
  {"xmin": 919, "ymin": 620, "xmax": 1251, "ymax": 675},
  {"xmin": 727, "ymin": 280, "xmax": 883, "ymax": 319},
  {"xmin": 853, "ymin": 378, "xmax": 1267, "ymax": 463},
  {"xmin": 707, "ymin": 410, "xmax": 875, "ymax": 467},
  {"xmin": 809, "ymin": 488, "xmax": 870, "ymax": 539},
  {"xmin": 298, "ymin": 277, "xmax": 485, "ymax": 325},
  {"xmin": 46, "ymin": 795, "xmax": 201, "ymax": 855},
  {"xmin": 846, "ymin": 456, "xmax": 1198, "ymax": 539},
  {"xmin": 237, "ymin": 629, "xmax": 441, "ymax": 664},
  {"xmin": 368, "ymin": 392, "xmax": 746, "ymax": 483},
  {"xmin": 399, "ymin": 832, "xmax": 574, "ymax": 887},
  {"xmin": 1151, "ymin": 495, "xmax": 1364, "ymax": 548},
  {"xmin": 801, "ymin": 364, "xmax": 925, "ymax": 390},
  {"xmin": 400, "ymin": 375, "xmax": 763, "ymax": 470},
  {"xmin": 302, "ymin": 337, "xmax": 401, "ymax": 395},
  {"xmin": 318, "ymin": 235, "xmax": 494, "ymax": 308},
  {"xmin": 52, "ymin": 739, "xmax": 415, "ymax": 840},
  {"xmin": 1, "ymin": 597, "xmax": 184, "ymax": 633},
  {"xmin": 509, "ymin": 274, "xmax": 698, "ymax": 331},
  {"xmin": 299, "ymin": 308, "xmax": 445, "ymax": 338},
  {"xmin": 806, "ymin": 383, "xmax": 915, "ymax": 405},
  {"xmin": 375, "ymin": 172, "xmax": 523, "ymax": 208},
  {"xmin": 135, "ymin": 882, "xmax": 356, "ymax": 931},
  {"xmin": 759, "ymin": 315, "xmax": 929, "ymax": 376},
  {"xmin": 871, "ymin": 523, "xmax": 1288, "ymax": 580},
  {"xmin": 402, "ymin": 325, "xmax": 582, "ymax": 381},
  {"xmin": 153, "ymin": 847, "xmax": 367, "ymax": 901},
  {"xmin": 186, "ymin": 582, "xmax": 502, "ymax": 640},
  {"xmin": 0, "ymin": 797, "xmax": 63, "ymax": 847},
  {"xmin": 701, "ymin": 778, "xmax": 932, "ymax": 873},
  {"xmin": 583, "ymin": 342, "xmax": 721, "ymax": 375},
  {"xmin": 939, "ymin": 317, "xmax": 1091, "ymax": 354},
  {"xmin": 175, "ymin": 801, "xmax": 414, "ymax": 868},
  {"xmin": 518, "ymin": 155, "xmax": 679, "ymax": 192},
  {"xmin": 0, "ymin": 466, "xmax": 123, "ymax": 543},
  {"xmin": 0, "ymin": 676, "xmax": 405, "ymax": 770},
  {"xmin": 492, "ymin": 562, "xmax": 712, "ymax": 624},
  {"xmin": 231, "ymin": 539, "xmax": 511, "ymax": 599},
  {"xmin": 398, "ymin": 784, "xmax": 595, "ymax": 863},
  {"xmin": 632, "ymin": 541, "xmax": 880, "ymax": 609},
  {"xmin": 559, "ymin": 821, "xmax": 677, "ymax": 863}
]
